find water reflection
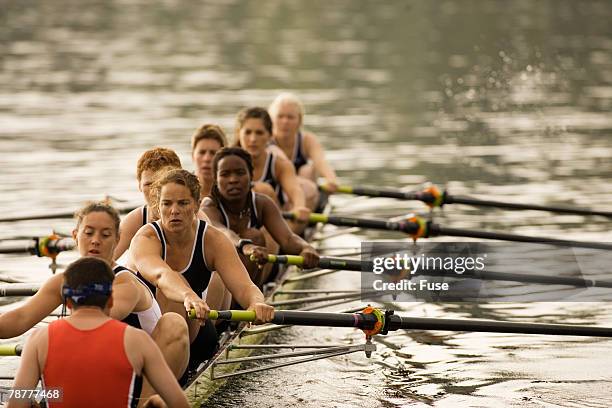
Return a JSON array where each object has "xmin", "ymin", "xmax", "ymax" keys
[{"xmin": 1, "ymin": 0, "xmax": 612, "ymax": 406}]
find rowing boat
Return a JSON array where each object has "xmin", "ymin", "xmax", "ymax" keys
[{"xmin": 181, "ymin": 198, "xmax": 332, "ymax": 405}]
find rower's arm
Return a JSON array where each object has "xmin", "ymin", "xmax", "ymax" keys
[
  {"xmin": 108, "ymin": 273, "xmax": 142, "ymax": 321},
  {"xmin": 127, "ymin": 328, "xmax": 189, "ymax": 408},
  {"xmin": 113, "ymin": 207, "xmax": 143, "ymax": 261},
  {"xmin": 303, "ymin": 131, "xmax": 337, "ymax": 184},
  {"xmin": 206, "ymin": 226, "xmax": 264, "ymax": 308},
  {"xmin": 129, "ymin": 228, "xmax": 195, "ymax": 304},
  {"xmin": 0, "ymin": 274, "xmax": 63, "ymax": 339},
  {"xmin": 275, "ymin": 156, "xmax": 307, "ymax": 209},
  {"xmin": 260, "ymin": 195, "xmax": 311, "ymax": 253},
  {"xmin": 8, "ymin": 328, "xmax": 45, "ymax": 408}
]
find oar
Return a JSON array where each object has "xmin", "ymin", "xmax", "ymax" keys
[
  {"xmin": 259, "ymin": 255, "xmax": 612, "ymax": 289},
  {"xmin": 0, "ymin": 344, "xmax": 23, "ymax": 356},
  {"xmin": 197, "ymin": 308, "xmax": 612, "ymax": 338},
  {"xmin": 0, "ymin": 202, "xmax": 139, "ymax": 223},
  {"xmin": 0, "ymin": 284, "xmax": 41, "ymax": 297},
  {"xmin": 283, "ymin": 213, "xmax": 612, "ymax": 251},
  {"xmin": 0, "ymin": 236, "xmax": 75, "ymax": 257},
  {"xmin": 320, "ymin": 183, "xmax": 612, "ymax": 218}
]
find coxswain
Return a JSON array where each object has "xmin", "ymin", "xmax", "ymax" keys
[
  {"xmin": 0, "ymin": 201, "xmax": 189, "ymax": 406},
  {"xmin": 128, "ymin": 169, "xmax": 274, "ymax": 371},
  {"xmin": 8, "ymin": 257, "xmax": 189, "ymax": 408},
  {"xmin": 202, "ymin": 147, "xmax": 319, "ymax": 286}
]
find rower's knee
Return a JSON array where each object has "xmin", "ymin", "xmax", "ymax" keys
[
  {"xmin": 298, "ymin": 163, "xmax": 316, "ymax": 180},
  {"xmin": 154, "ymin": 312, "xmax": 189, "ymax": 349},
  {"xmin": 299, "ymin": 177, "xmax": 319, "ymax": 210}
]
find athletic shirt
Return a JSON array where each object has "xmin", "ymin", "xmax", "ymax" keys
[
  {"xmin": 149, "ymin": 219, "xmax": 214, "ymax": 298},
  {"xmin": 42, "ymin": 319, "xmax": 142, "ymax": 408},
  {"xmin": 257, "ymin": 152, "xmax": 286, "ymax": 206},
  {"xmin": 216, "ymin": 191, "xmax": 263, "ymax": 230},
  {"xmin": 114, "ymin": 265, "xmax": 162, "ymax": 335},
  {"xmin": 272, "ymin": 132, "xmax": 308, "ymax": 172},
  {"xmin": 290, "ymin": 132, "xmax": 309, "ymax": 171}
]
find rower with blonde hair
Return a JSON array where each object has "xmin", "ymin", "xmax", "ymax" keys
[{"xmin": 269, "ymin": 92, "xmax": 338, "ymax": 194}]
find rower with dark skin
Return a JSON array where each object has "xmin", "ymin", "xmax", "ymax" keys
[{"xmin": 202, "ymin": 147, "xmax": 319, "ymax": 285}]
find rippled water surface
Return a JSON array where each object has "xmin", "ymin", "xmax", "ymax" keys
[{"xmin": 1, "ymin": 1, "xmax": 612, "ymax": 407}]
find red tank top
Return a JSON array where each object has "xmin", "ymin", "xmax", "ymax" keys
[{"xmin": 42, "ymin": 319, "xmax": 142, "ymax": 408}]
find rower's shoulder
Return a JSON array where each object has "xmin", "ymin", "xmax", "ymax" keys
[
  {"xmin": 254, "ymin": 192, "xmax": 277, "ymax": 211},
  {"xmin": 200, "ymin": 198, "xmax": 222, "ymax": 220},
  {"xmin": 267, "ymin": 143, "xmax": 286, "ymax": 158},
  {"xmin": 133, "ymin": 222, "xmax": 156, "ymax": 239},
  {"xmin": 301, "ymin": 130, "xmax": 321, "ymax": 151}
]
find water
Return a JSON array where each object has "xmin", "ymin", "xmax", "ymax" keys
[{"xmin": 1, "ymin": 0, "xmax": 612, "ymax": 406}]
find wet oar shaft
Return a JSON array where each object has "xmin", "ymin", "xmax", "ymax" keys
[
  {"xmin": 204, "ymin": 309, "xmax": 612, "ymax": 337},
  {"xmin": 263, "ymin": 254, "xmax": 364, "ymax": 271},
  {"xmin": 325, "ymin": 183, "xmax": 612, "ymax": 218},
  {"xmin": 0, "ymin": 285, "xmax": 41, "ymax": 297},
  {"xmin": 293, "ymin": 213, "xmax": 612, "ymax": 251},
  {"xmin": 390, "ymin": 316, "xmax": 612, "ymax": 337}
]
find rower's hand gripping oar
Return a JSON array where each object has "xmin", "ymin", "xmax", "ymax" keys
[
  {"xmin": 321, "ymin": 182, "xmax": 612, "ymax": 219},
  {"xmin": 284, "ymin": 212, "xmax": 612, "ymax": 251}
]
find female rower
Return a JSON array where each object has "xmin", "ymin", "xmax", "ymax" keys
[
  {"xmin": 191, "ymin": 123, "xmax": 227, "ymax": 199},
  {"xmin": 234, "ymin": 107, "xmax": 312, "ymax": 225},
  {"xmin": 202, "ymin": 147, "xmax": 320, "ymax": 286},
  {"xmin": 10, "ymin": 257, "xmax": 189, "ymax": 408},
  {"xmin": 269, "ymin": 93, "xmax": 338, "ymax": 193},
  {"xmin": 114, "ymin": 147, "xmax": 182, "ymax": 260},
  {"xmin": 128, "ymin": 169, "xmax": 274, "ymax": 366},
  {"xmin": 0, "ymin": 201, "xmax": 189, "ymax": 406}
]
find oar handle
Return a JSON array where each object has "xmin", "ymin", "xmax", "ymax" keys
[
  {"xmin": 250, "ymin": 254, "xmax": 305, "ymax": 266},
  {"xmin": 283, "ymin": 212, "xmax": 329, "ymax": 224},
  {"xmin": 0, "ymin": 344, "xmax": 22, "ymax": 356},
  {"xmin": 251, "ymin": 254, "xmax": 365, "ymax": 272},
  {"xmin": 187, "ymin": 309, "xmax": 256, "ymax": 321}
]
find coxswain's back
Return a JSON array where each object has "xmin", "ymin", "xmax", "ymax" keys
[{"xmin": 42, "ymin": 319, "xmax": 142, "ymax": 408}]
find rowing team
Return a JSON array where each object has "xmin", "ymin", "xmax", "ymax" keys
[{"xmin": 2, "ymin": 94, "xmax": 338, "ymax": 407}]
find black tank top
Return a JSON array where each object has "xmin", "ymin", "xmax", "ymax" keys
[
  {"xmin": 257, "ymin": 152, "xmax": 286, "ymax": 206},
  {"xmin": 216, "ymin": 191, "xmax": 262, "ymax": 230},
  {"xmin": 141, "ymin": 205, "xmax": 148, "ymax": 226},
  {"xmin": 149, "ymin": 219, "xmax": 213, "ymax": 297},
  {"xmin": 291, "ymin": 132, "xmax": 308, "ymax": 171}
]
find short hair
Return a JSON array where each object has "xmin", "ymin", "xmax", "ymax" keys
[
  {"xmin": 191, "ymin": 124, "xmax": 227, "ymax": 152},
  {"xmin": 74, "ymin": 201, "xmax": 121, "ymax": 237},
  {"xmin": 268, "ymin": 92, "xmax": 305, "ymax": 122},
  {"xmin": 210, "ymin": 147, "xmax": 254, "ymax": 204},
  {"xmin": 212, "ymin": 147, "xmax": 254, "ymax": 180},
  {"xmin": 63, "ymin": 257, "xmax": 114, "ymax": 308},
  {"xmin": 136, "ymin": 147, "xmax": 182, "ymax": 182},
  {"xmin": 151, "ymin": 168, "xmax": 201, "ymax": 210},
  {"xmin": 233, "ymin": 107, "xmax": 273, "ymax": 146}
]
